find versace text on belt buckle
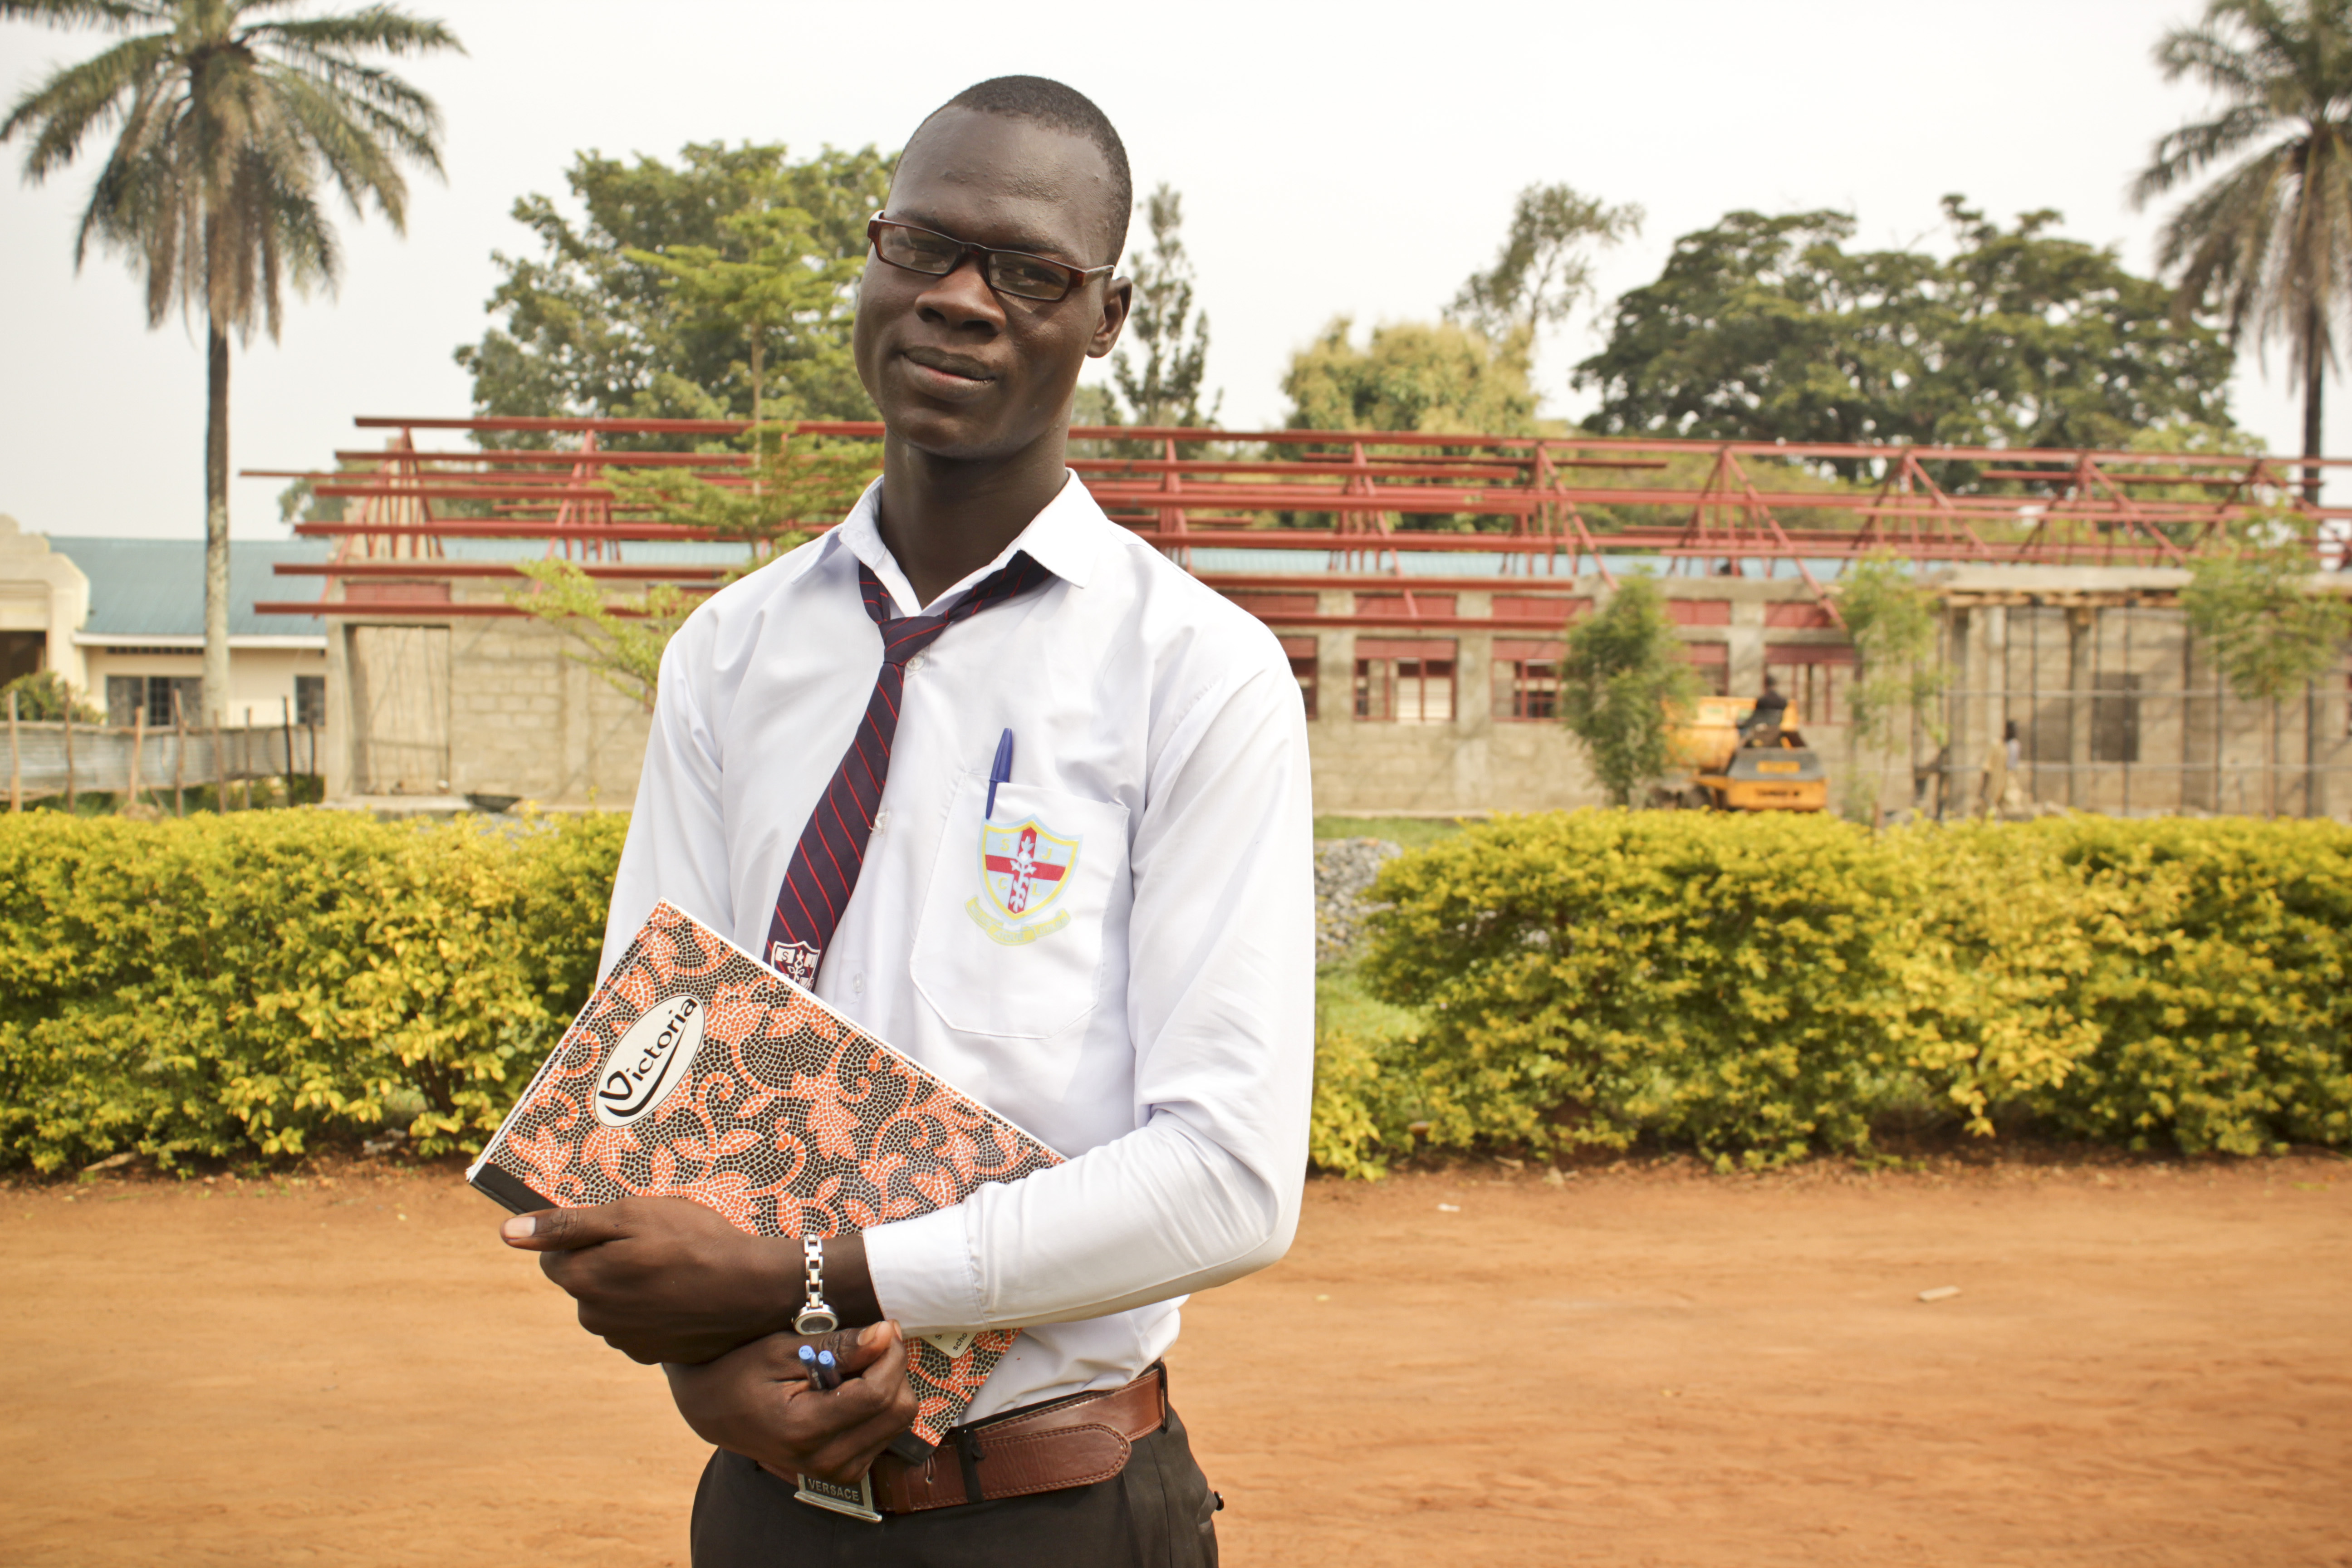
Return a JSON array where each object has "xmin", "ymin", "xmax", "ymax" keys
[{"xmin": 794, "ymin": 1470, "xmax": 882, "ymax": 1523}]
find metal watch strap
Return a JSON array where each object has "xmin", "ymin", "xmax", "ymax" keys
[{"xmin": 793, "ymin": 1234, "xmax": 839, "ymax": 1335}]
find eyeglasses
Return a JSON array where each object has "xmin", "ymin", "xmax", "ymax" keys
[{"xmin": 867, "ymin": 213, "xmax": 1115, "ymax": 304}]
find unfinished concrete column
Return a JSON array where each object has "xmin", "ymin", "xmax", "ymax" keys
[
  {"xmin": 1727, "ymin": 597, "xmax": 1765, "ymax": 697},
  {"xmin": 1454, "ymin": 605, "xmax": 1495, "ymax": 810},
  {"xmin": 2067, "ymin": 607, "xmax": 2094, "ymax": 809},
  {"xmin": 1946, "ymin": 608, "xmax": 1972, "ymax": 816},
  {"xmin": 1317, "ymin": 591, "xmax": 1352, "ymax": 727}
]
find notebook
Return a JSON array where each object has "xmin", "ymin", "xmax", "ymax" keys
[{"xmin": 467, "ymin": 900, "xmax": 1062, "ymax": 1444}]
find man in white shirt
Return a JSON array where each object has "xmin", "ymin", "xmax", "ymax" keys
[{"xmin": 496, "ymin": 75, "xmax": 1313, "ymax": 1565}]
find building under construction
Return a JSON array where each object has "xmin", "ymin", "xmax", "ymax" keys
[{"xmin": 243, "ymin": 417, "xmax": 2352, "ymax": 818}]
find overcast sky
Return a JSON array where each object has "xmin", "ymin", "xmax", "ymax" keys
[{"xmin": 0, "ymin": 0, "xmax": 2320, "ymax": 541}]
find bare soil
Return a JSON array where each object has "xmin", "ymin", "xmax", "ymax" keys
[{"xmin": 2, "ymin": 1155, "xmax": 2346, "ymax": 1567}]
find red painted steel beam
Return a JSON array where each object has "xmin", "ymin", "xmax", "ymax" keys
[
  {"xmin": 272, "ymin": 561, "xmax": 733, "ymax": 580},
  {"xmin": 1201, "ymin": 574, "xmax": 1591, "ymax": 592},
  {"xmin": 328, "ymin": 449, "xmax": 752, "ymax": 467}
]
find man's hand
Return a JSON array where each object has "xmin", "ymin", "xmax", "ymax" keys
[
  {"xmin": 498, "ymin": 1198, "xmax": 877, "ymax": 1364},
  {"xmin": 666, "ymin": 1321, "xmax": 921, "ymax": 1487}
]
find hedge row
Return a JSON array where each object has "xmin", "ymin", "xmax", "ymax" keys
[
  {"xmin": 1316, "ymin": 812, "xmax": 2352, "ymax": 1173},
  {"xmin": 0, "ymin": 810, "xmax": 627, "ymax": 1171},
  {"xmin": 7, "ymin": 809, "xmax": 2346, "ymax": 1177}
]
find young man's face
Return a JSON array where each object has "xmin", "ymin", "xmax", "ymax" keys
[{"xmin": 853, "ymin": 108, "xmax": 1132, "ymax": 461}]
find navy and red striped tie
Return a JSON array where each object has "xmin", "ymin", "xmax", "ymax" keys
[{"xmin": 764, "ymin": 552, "xmax": 1049, "ymax": 988}]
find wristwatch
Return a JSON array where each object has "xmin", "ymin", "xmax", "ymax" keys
[{"xmin": 793, "ymin": 1234, "xmax": 840, "ymax": 1335}]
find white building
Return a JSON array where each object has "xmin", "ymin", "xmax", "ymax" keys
[{"xmin": 0, "ymin": 513, "xmax": 332, "ymax": 733}]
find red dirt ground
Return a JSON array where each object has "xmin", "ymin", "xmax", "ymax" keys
[{"xmin": 2, "ymin": 1155, "xmax": 2346, "ymax": 1567}]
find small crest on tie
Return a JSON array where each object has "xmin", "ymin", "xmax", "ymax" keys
[
  {"xmin": 967, "ymin": 816, "xmax": 1080, "ymax": 945},
  {"xmin": 769, "ymin": 940, "xmax": 822, "ymax": 989}
]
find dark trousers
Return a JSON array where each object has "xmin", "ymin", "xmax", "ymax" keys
[{"xmin": 690, "ymin": 1403, "xmax": 1220, "ymax": 1568}]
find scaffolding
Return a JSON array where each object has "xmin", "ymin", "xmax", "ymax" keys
[{"xmin": 245, "ymin": 416, "xmax": 2352, "ymax": 818}]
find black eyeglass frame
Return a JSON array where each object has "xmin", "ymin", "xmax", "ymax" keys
[{"xmin": 865, "ymin": 212, "xmax": 1117, "ymax": 303}]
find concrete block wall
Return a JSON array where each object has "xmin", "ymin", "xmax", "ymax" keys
[
  {"xmin": 1947, "ymin": 599, "xmax": 2349, "ymax": 819},
  {"xmin": 1295, "ymin": 575, "xmax": 1857, "ymax": 815},
  {"xmin": 323, "ymin": 597, "xmax": 653, "ymax": 808},
  {"xmin": 447, "ymin": 614, "xmax": 651, "ymax": 807}
]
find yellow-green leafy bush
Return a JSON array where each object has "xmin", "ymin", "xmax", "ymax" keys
[
  {"xmin": 2021, "ymin": 817, "xmax": 2352, "ymax": 1153},
  {"xmin": 1353, "ymin": 811, "xmax": 2352, "ymax": 1166},
  {"xmin": 0, "ymin": 810, "xmax": 627, "ymax": 1171}
]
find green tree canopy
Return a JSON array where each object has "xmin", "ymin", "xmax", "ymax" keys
[
  {"xmin": 1558, "ymin": 576, "xmax": 1703, "ymax": 807},
  {"xmin": 2184, "ymin": 514, "xmax": 2352, "ymax": 701},
  {"xmin": 1575, "ymin": 198, "xmax": 2237, "ymax": 466},
  {"xmin": 456, "ymin": 141, "xmax": 890, "ymax": 444},
  {"xmin": 1110, "ymin": 183, "xmax": 1219, "ymax": 429},
  {"xmin": 1282, "ymin": 317, "xmax": 1538, "ymax": 435},
  {"xmin": 1450, "ymin": 181, "xmax": 1642, "ymax": 342}
]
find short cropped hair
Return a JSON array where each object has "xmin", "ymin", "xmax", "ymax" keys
[{"xmin": 914, "ymin": 75, "xmax": 1132, "ymax": 264}]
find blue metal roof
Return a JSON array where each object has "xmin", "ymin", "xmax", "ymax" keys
[
  {"xmin": 47, "ymin": 537, "xmax": 334, "ymax": 638},
  {"xmin": 435, "ymin": 538, "xmax": 758, "ymax": 564}
]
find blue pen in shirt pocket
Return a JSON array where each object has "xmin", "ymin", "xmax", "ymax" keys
[{"xmin": 985, "ymin": 727, "xmax": 1014, "ymax": 819}]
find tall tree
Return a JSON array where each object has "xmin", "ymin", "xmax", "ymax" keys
[
  {"xmin": 1450, "ymin": 181, "xmax": 1641, "ymax": 343},
  {"xmin": 1283, "ymin": 317, "xmax": 1538, "ymax": 436},
  {"xmin": 1576, "ymin": 199, "xmax": 2237, "ymax": 474},
  {"xmin": 1110, "ymin": 183, "xmax": 1219, "ymax": 427},
  {"xmin": 627, "ymin": 204, "xmax": 862, "ymax": 431},
  {"xmin": 1557, "ymin": 576, "xmax": 1702, "ymax": 808},
  {"xmin": 2, "ymin": 0, "xmax": 460, "ymax": 721},
  {"xmin": 456, "ymin": 142, "xmax": 889, "ymax": 444},
  {"xmin": 2133, "ymin": 0, "xmax": 2352, "ymax": 503}
]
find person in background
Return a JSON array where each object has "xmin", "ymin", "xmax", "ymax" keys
[{"xmin": 1738, "ymin": 674, "xmax": 1789, "ymax": 745}]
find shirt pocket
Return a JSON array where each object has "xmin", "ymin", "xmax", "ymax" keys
[{"xmin": 910, "ymin": 773, "xmax": 1130, "ymax": 1039}]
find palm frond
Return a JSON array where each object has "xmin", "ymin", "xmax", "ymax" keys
[
  {"xmin": 2133, "ymin": 104, "xmax": 2283, "ymax": 203},
  {"xmin": 1, "ymin": 32, "xmax": 175, "ymax": 176},
  {"xmin": 0, "ymin": 1, "xmax": 169, "ymax": 34},
  {"xmin": 243, "ymin": 6, "xmax": 465, "ymax": 58},
  {"xmin": 2160, "ymin": 152, "xmax": 2286, "ymax": 327},
  {"xmin": 263, "ymin": 55, "xmax": 440, "ymax": 173},
  {"xmin": 2153, "ymin": 20, "xmax": 2270, "ymax": 98},
  {"xmin": 16, "ymin": 0, "xmax": 454, "ymax": 338},
  {"xmin": 267, "ymin": 69, "xmax": 408, "ymax": 225}
]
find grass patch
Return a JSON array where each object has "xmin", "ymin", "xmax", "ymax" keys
[{"xmin": 1313, "ymin": 814, "xmax": 1476, "ymax": 851}]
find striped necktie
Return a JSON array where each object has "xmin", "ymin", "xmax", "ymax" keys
[{"xmin": 764, "ymin": 551, "xmax": 1050, "ymax": 989}]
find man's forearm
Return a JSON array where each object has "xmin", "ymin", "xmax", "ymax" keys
[{"xmin": 862, "ymin": 1116, "xmax": 1297, "ymax": 1332}]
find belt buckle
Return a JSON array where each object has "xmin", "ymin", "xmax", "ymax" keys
[{"xmin": 794, "ymin": 1471, "xmax": 882, "ymax": 1523}]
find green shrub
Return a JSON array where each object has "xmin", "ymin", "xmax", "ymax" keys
[
  {"xmin": 0, "ymin": 810, "xmax": 626, "ymax": 1171},
  {"xmin": 1309, "ymin": 967, "xmax": 1426, "ymax": 1179},
  {"xmin": 1354, "ymin": 811, "xmax": 2352, "ymax": 1167},
  {"xmin": 2023, "ymin": 817, "xmax": 2352, "ymax": 1153}
]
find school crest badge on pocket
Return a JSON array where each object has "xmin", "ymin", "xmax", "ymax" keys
[{"xmin": 967, "ymin": 817, "xmax": 1081, "ymax": 946}]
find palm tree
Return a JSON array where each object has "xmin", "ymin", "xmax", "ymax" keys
[
  {"xmin": 3, "ymin": 0, "xmax": 461, "ymax": 720},
  {"xmin": 2134, "ymin": 0, "xmax": 2352, "ymax": 506}
]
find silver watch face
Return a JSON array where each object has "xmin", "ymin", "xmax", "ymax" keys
[{"xmin": 794, "ymin": 1306, "xmax": 842, "ymax": 1335}]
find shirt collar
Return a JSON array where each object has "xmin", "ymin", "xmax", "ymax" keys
[{"xmin": 829, "ymin": 470, "xmax": 1107, "ymax": 618}]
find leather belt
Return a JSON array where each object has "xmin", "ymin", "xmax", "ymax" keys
[{"xmin": 867, "ymin": 1364, "xmax": 1167, "ymax": 1514}]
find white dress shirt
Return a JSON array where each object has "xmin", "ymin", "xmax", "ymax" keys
[{"xmin": 602, "ymin": 470, "xmax": 1315, "ymax": 1421}]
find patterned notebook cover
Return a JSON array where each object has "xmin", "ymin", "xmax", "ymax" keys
[{"xmin": 466, "ymin": 900, "xmax": 1063, "ymax": 1444}]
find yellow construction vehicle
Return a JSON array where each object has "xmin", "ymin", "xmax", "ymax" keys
[{"xmin": 1666, "ymin": 695, "xmax": 1829, "ymax": 812}]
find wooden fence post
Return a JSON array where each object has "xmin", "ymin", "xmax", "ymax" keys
[
  {"xmin": 64, "ymin": 701, "xmax": 75, "ymax": 813},
  {"xmin": 7, "ymin": 690, "xmax": 18, "ymax": 813},
  {"xmin": 171, "ymin": 689, "xmax": 186, "ymax": 817},
  {"xmin": 212, "ymin": 713, "xmax": 226, "ymax": 813},
  {"xmin": 129, "ymin": 701, "xmax": 147, "ymax": 813},
  {"xmin": 281, "ymin": 696, "xmax": 296, "ymax": 807}
]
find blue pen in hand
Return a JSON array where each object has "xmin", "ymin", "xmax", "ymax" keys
[
  {"xmin": 797, "ymin": 1343, "xmax": 842, "ymax": 1392},
  {"xmin": 985, "ymin": 727, "xmax": 1015, "ymax": 819}
]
